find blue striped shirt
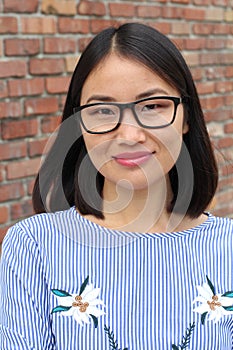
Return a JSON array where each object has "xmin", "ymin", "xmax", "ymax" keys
[{"xmin": 1, "ymin": 207, "xmax": 233, "ymax": 349}]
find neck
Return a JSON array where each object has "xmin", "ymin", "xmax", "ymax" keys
[{"xmin": 101, "ymin": 177, "xmax": 178, "ymax": 232}]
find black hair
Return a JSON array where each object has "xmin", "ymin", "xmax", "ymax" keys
[{"xmin": 32, "ymin": 22, "xmax": 218, "ymax": 219}]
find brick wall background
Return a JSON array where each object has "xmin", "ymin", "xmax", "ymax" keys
[{"xmin": 0, "ymin": 0, "xmax": 233, "ymax": 241}]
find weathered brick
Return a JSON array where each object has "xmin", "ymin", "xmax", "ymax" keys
[
  {"xmin": 4, "ymin": 0, "xmax": 38, "ymax": 13},
  {"xmin": 136, "ymin": 5, "xmax": 161, "ymax": 18},
  {"xmin": 7, "ymin": 158, "xmax": 41, "ymax": 180},
  {"xmin": 28, "ymin": 138, "xmax": 48, "ymax": 157},
  {"xmin": 90, "ymin": 19, "xmax": 117, "ymax": 34},
  {"xmin": 41, "ymin": 116, "xmax": 61, "ymax": 133},
  {"xmin": 25, "ymin": 97, "xmax": 59, "ymax": 116},
  {"xmin": 8, "ymin": 78, "xmax": 44, "ymax": 98},
  {"xmin": 0, "ymin": 17, "xmax": 17, "ymax": 33},
  {"xmin": 0, "ymin": 183, "xmax": 25, "ymax": 202},
  {"xmin": 0, "ymin": 142, "xmax": 27, "ymax": 160},
  {"xmin": 2, "ymin": 119, "xmax": 38, "ymax": 140},
  {"xmin": 215, "ymin": 81, "xmax": 233, "ymax": 93},
  {"xmin": 0, "ymin": 101, "xmax": 22, "ymax": 118},
  {"xmin": 21, "ymin": 17, "xmax": 57, "ymax": 34},
  {"xmin": 41, "ymin": 0, "xmax": 76, "ymax": 15},
  {"xmin": 109, "ymin": 3, "xmax": 135, "ymax": 17},
  {"xmin": 29, "ymin": 58, "xmax": 65, "ymax": 75},
  {"xmin": 10, "ymin": 200, "xmax": 34, "ymax": 221},
  {"xmin": 46, "ymin": 76, "xmax": 70, "ymax": 94},
  {"xmin": 78, "ymin": 1, "xmax": 106, "ymax": 16},
  {"xmin": 44, "ymin": 37, "xmax": 76, "ymax": 54},
  {"xmin": 0, "ymin": 60, "xmax": 27, "ymax": 78},
  {"xmin": 0, "ymin": 206, "xmax": 8, "ymax": 224},
  {"xmin": 205, "ymin": 7, "xmax": 224, "ymax": 21},
  {"xmin": 58, "ymin": 18, "xmax": 90, "ymax": 34},
  {"xmin": 5, "ymin": 38, "xmax": 40, "ymax": 56},
  {"xmin": 65, "ymin": 55, "xmax": 80, "ymax": 72},
  {"xmin": 224, "ymin": 123, "xmax": 233, "ymax": 134},
  {"xmin": 0, "ymin": 81, "xmax": 8, "ymax": 98},
  {"xmin": 171, "ymin": 22, "xmax": 190, "ymax": 35}
]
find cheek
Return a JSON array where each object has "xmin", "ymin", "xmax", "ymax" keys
[{"xmin": 82, "ymin": 133, "xmax": 112, "ymax": 171}]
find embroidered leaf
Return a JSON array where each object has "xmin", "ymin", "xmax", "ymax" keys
[
  {"xmin": 90, "ymin": 314, "xmax": 98, "ymax": 328},
  {"xmin": 171, "ymin": 345, "xmax": 180, "ymax": 350},
  {"xmin": 222, "ymin": 291, "xmax": 233, "ymax": 298},
  {"xmin": 180, "ymin": 322, "xmax": 195, "ymax": 349},
  {"xmin": 223, "ymin": 306, "xmax": 233, "ymax": 311},
  {"xmin": 79, "ymin": 275, "xmax": 89, "ymax": 295},
  {"xmin": 201, "ymin": 312, "xmax": 208, "ymax": 325},
  {"xmin": 51, "ymin": 305, "xmax": 72, "ymax": 314},
  {"xmin": 51, "ymin": 289, "xmax": 71, "ymax": 297},
  {"xmin": 104, "ymin": 325, "xmax": 128, "ymax": 350},
  {"xmin": 206, "ymin": 275, "xmax": 215, "ymax": 295}
]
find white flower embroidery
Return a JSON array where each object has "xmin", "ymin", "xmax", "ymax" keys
[
  {"xmin": 193, "ymin": 276, "xmax": 233, "ymax": 324},
  {"xmin": 51, "ymin": 276, "xmax": 105, "ymax": 328}
]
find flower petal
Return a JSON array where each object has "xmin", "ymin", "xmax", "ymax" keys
[
  {"xmin": 56, "ymin": 296, "xmax": 74, "ymax": 307},
  {"xmin": 219, "ymin": 296, "xmax": 233, "ymax": 307},
  {"xmin": 83, "ymin": 288, "xmax": 101, "ymax": 302},
  {"xmin": 196, "ymin": 284, "xmax": 213, "ymax": 299},
  {"xmin": 87, "ymin": 306, "xmax": 105, "ymax": 318},
  {"xmin": 193, "ymin": 303, "xmax": 210, "ymax": 314}
]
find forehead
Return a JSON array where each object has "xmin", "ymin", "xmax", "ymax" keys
[{"xmin": 80, "ymin": 53, "xmax": 179, "ymax": 103}]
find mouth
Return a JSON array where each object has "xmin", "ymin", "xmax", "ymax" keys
[{"xmin": 113, "ymin": 151, "xmax": 155, "ymax": 167}]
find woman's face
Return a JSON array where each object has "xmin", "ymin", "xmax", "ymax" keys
[{"xmin": 80, "ymin": 53, "xmax": 189, "ymax": 190}]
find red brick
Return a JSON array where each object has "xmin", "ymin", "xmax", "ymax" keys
[
  {"xmin": 171, "ymin": 0, "xmax": 189, "ymax": 3},
  {"xmin": 25, "ymin": 97, "xmax": 59, "ymax": 116},
  {"xmin": 2, "ymin": 119, "xmax": 38, "ymax": 140},
  {"xmin": 11, "ymin": 199, "xmax": 34, "ymax": 220},
  {"xmin": 78, "ymin": 1, "xmax": 106, "ymax": 16},
  {"xmin": 0, "ymin": 183, "xmax": 24, "ymax": 202},
  {"xmin": 0, "ymin": 141, "xmax": 27, "ymax": 160},
  {"xmin": 7, "ymin": 158, "xmax": 41, "ymax": 180},
  {"xmin": 224, "ymin": 123, "xmax": 233, "ymax": 134},
  {"xmin": 28, "ymin": 138, "xmax": 48, "ymax": 157},
  {"xmin": 0, "ymin": 60, "xmax": 27, "ymax": 78},
  {"xmin": 5, "ymin": 38, "xmax": 40, "ymax": 56},
  {"xmin": 225, "ymin": 95, "xmax": 233, "ymax": 106},
  {"xmin": 201, "ymin": 96, "xmax": 224, "ymax": 110},
  {"xmin": 193, "ymin": 23, "xmax": 214, "ymax": 35},
  {"xmin": 0, "ymin": 165, "xmax": 5, "ymax": 183},
  {"xmin": 193, "ymin": 0, "xmax": 210, "ymax": 4},
  {"xmin": 0, "ymin": 17, "xmax": 17, "ymax": 33},
  {"xmin": 41, "ymin": 0, "xmax": 76, "ymax": 15},
  {"xmin": 171, "ymin": 22, "xmax": 190, "ymax": 35},
  {"xmin": 0, "ymin": 101, "xmax": 22, "ymax": 118},
  {"xmin": 78, "ymin": 37, "xmax": 93, "ymax": 52},
  {"xmin": 205, "ymin": 109, "xmax": 232, "ymax": 122},
  {"xmin": 4, "ymin": 0, "xmax": 38, "ymax": 13},
  {"xmin": 184, "ymin": 38, "xmax": 206, "ymax": 50},
  {"xmin": 29, "ymin": 58, "xmax": 65, "ymax": 75},
  {"xmin": 46, "ymin": 76, "xmax": 70, "ymax": 94},
  {"xmin": 27, "ymin": 179, "xmax": 35, "ymax": 196},
  {"xmin": 215, "ymin": 81, "xmax": 233, "ymax": 93},
  {"xmin": 225, "ymin": 66, "xmax": 233, "ymax": 78},
  {"xmin": 218, "ymin": 137, "xmax": 233, "ymax": 149},
  {"xmin": 0, "ymin": 225, "xmax": 9, "ymax": 243},
  {"xmin": 44, "ymin": 37, "xmax": 76, "ymax": 54},
  {"xmin": 0, "ymin": 206, "xmax": 8, "ymax": 224},
  {"xmin": 8, "ymin": 78, "xmax": 45, "ymax": 97},
  {"xmin": 161, "ymin": 6, "xmax": 184, "ymax": 18},
  {"xmin": 0, "ymin": 81, "xmax": 8, "ymax": 98},
  {"xmin": 136, "ymin": 5, "xmax": 161, "ymax": 18},
  {"xmin": 90, "ymin": 19, "xmax": 117, "ymax": 34},
  {"xmin": 58, "ymin": 18, "xmax": 89, "ymax": 34},
  {"xmin": 183, "ymin": 8, "xmax": 205, "ymax": 20},
  {"xmin": 149, "ymin": 22, "xmax": 171, "ymax": 35},
  {"xmin": 41, "ymin": 116, "xmax": 61, "ymax": 133},
  {"xmin": 196, "ymin": 81, "xmax": 215, "ymax": 95},
  {"xmin": 206, "ymin": 38, "xmax": 226, "ymax": 49},
  {"xmin": 21, "ymin": 17, "xmax": 56, "ymax": 34},
  {"xmin": 109, "ymin": 3, "xmax": 135, "ymax": 17}
]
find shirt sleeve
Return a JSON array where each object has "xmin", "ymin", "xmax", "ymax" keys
[{"xmin": 0, "ymin": 223, "xmax": 56, "ymax": 349}]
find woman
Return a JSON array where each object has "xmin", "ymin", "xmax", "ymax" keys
[{"xmin": 1, "ymin": 23, "xmax": 233, "ymax": 349}]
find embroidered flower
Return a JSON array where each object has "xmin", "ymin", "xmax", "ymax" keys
[
  {"xmin": 193, "ymin": 275, "xmax": 233, "ymax": 324},
  {"xmin": 51, "ymin": 276, "xmax": 105, "ymax": 328}
]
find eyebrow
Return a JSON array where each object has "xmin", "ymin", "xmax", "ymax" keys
[{"xmin": 85, "ymin": 88, "xmax": 170, "ymax": 104}]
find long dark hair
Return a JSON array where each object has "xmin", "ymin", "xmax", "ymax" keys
[{"xmin": 32, "ymin": 23, "xmax": 218, "ymax": 218}]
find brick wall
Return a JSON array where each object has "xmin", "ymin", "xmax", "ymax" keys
[{"xmin": 0, "ymin": 0, "xmax": 233, "ymax": 241}]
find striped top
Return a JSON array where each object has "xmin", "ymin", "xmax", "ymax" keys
[{"xmin": 1, "ymin": 207, "xmax": 233, "ymax": 349}]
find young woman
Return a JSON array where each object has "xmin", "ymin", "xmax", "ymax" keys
[{"xmin": 1, "ymin": 23, "xmax": 233, "ymax": 349}]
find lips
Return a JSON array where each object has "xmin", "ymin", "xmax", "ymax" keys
[{"xmin": 113, "ymin": 151, "xmax": 154, "ymax": 167}]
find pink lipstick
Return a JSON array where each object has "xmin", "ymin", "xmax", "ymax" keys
[{"xmin": 113, "ymin": 151, "xmax": 154, "ymax": 167}]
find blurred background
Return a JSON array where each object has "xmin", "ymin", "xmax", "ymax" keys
[{"xmin": 0, "ymin": 0, "xmax": 233, "ymax": 242}]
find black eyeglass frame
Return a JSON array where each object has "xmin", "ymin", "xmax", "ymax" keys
[{"xmin": 73, "ymin": 96, "xmax": 184, "ymax": 134}]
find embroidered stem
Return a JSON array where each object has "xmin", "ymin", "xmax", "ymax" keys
[
  {"xmin": 104, "ymin": 325, "xmax": 128, "ymax": 350},
  {"xmin": 172, "ymin": 322, "xmax": 195, "ymax": 349}
]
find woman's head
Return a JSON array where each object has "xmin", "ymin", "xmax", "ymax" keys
[{"xmin": 33, "ymin": 22, "xmax": 218, "ymax": 218}]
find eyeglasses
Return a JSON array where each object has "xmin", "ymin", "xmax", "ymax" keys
[{"xmin": 73, "ymin": 96, "xmax": 183, "ymax": 134}]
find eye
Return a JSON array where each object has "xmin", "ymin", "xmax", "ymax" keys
[{"xmin": 142, "ymin": 103, "xmax": 159, "ymax": 111}]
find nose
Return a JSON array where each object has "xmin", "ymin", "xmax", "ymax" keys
[{"xmin": 116, "ymin": 107, "xmax": 146, "ymax": 144}]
